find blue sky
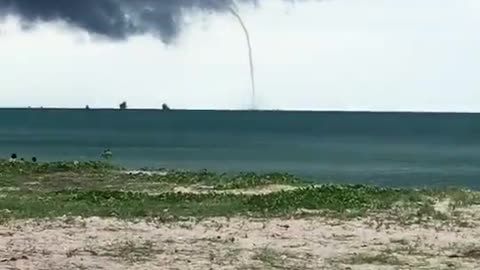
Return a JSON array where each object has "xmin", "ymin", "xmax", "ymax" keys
[{"xmin": 1, "ymin": 0, "xmax": 479, "ymax": 111}]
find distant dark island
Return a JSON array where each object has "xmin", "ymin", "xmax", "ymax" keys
[
  {"xmin": 162, "ymin": 103, "xmax": 171, "ymax": 111},
  {"xmin": 119, "ymin": 102, "xmax": 127, "ymax": 110}
]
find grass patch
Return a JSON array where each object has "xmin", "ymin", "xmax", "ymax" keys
[
  {"xmin": 0, "ymin": 164, "xmax": 304, "ymax": 193},
  {"xmin": 1, "ymin": 161, "xmax": 480, "ymax": 220},
  {"xmin": 102, "ymin": 240, "xmax": 159, "ymax": 263},
  {"xmin": 449, "ymin": 247, "xmax": 480, "ymax": 259},
  {"xmin": 0, "ymin": 185, "xmax": 473, "ymax": 220},
  {"xmin": 125, "ymin": 170, "xmax": 303, "ymax": 190},
  {"xmin": 252, "ymin": 248, "xmax": 308, "ymax": 270},
  {"xmin": 342, "ymin": 253, "xmax": 405, "ymax": 266},
  {"xmin": 0, "ymin": 160, "xmax": 117, "ymax": 175},
  {"xmin": 66, "ymin": 240, "xmax": 160, "ymax": 263},
  {"xmin": 212, "ymin": 172, "xmax": 301, "ymax": 190},
  {"xmin": 252, "ymin": 248, "xmax": 287, "ymax": 269}
]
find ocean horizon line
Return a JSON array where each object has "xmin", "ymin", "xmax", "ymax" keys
[{"xmin": 0, "ymin": 107, "xmax": 479, "ymax": 114}]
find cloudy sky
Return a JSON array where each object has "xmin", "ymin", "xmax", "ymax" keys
[{"xmin": 0, "ymin": 0, "xmax": 479, "ymax": 111}]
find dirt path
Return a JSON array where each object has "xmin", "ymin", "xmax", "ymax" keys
[{"xmin": 1, "ymin": 214, "xmax": 480, "ymax": 270}]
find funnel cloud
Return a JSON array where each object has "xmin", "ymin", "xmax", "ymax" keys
[
  {"xmin": 227, "ymin": 7, "xmax": 256, "ymax": 109},
  {"xmin": 0, "ymin": 0, "xmax": 265, "ymax": 42},
  {"xmin": 0, "ymin": 0, "xmax": 268, "ymax": 108}
]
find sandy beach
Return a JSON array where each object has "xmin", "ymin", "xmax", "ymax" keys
[{"xmin": 2, "ymin": 206, "xmax": 480, "ymax": 270}]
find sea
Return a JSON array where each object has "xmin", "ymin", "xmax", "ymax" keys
[{"xmin": 0, "ymin": 109, "xmax": 479, "ymax": 188}]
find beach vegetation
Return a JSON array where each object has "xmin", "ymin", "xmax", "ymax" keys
[{"xmin": 0, "ymin": 161, "xmax": 479, "ymax": 222}]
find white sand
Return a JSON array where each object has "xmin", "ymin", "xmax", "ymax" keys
[{"xmin": 1, "ymin": 211, "xmax": 480, "ymax": 270}]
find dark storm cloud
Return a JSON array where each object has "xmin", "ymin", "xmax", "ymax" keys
[{"xmin": 0, "ymin": 0, "xmax": 261, "ymax": 42}]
